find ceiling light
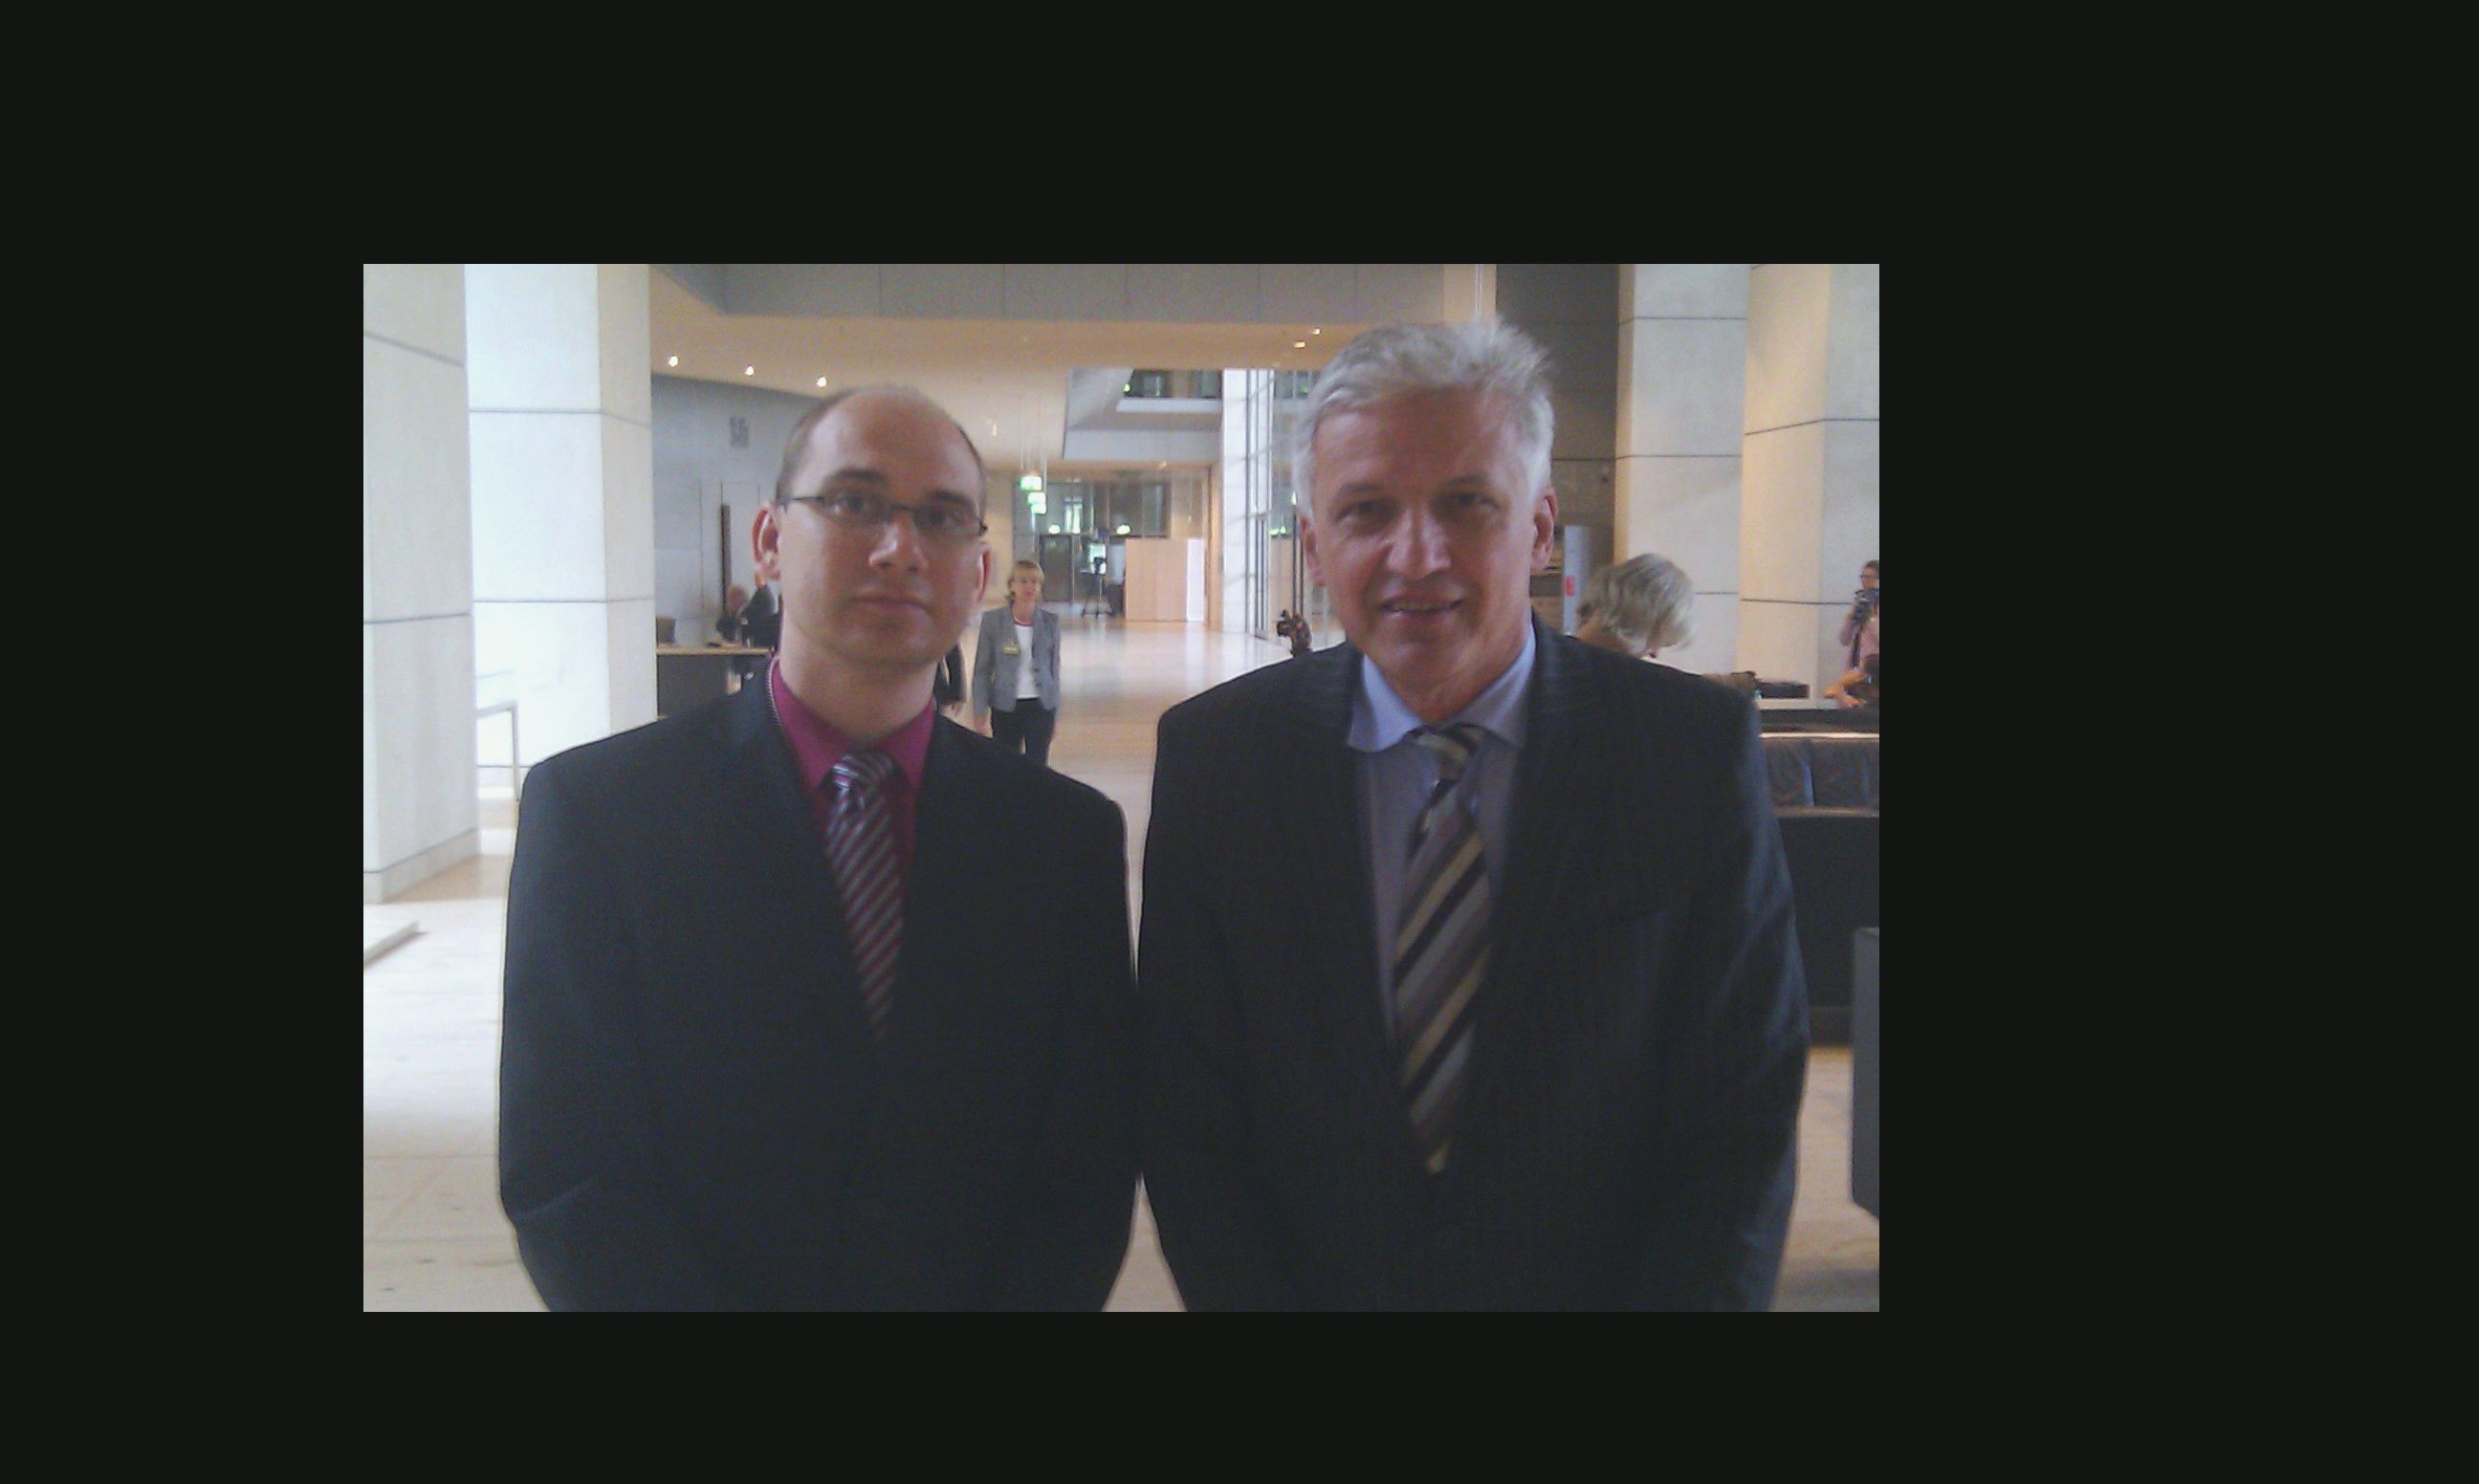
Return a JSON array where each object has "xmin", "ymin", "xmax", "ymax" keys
[
  {"xmin": 1293, "ymin": 341, "xmax": 1305, "ymax": 349},
  {"xmin": 743, "ymin": 365, "xmax": 754, "ymax": 376},
  {"xmin": 1048, "ymin": 524, "xmax": 1062, "ymax": 535},
  {"xmin": 1312, "ymin": 327, "xmax": 1322, "ymax": 336},
  {"xmin": 667, "ymin": 355, "xmax": 679, "ymax": 367},
  {"xmin": 815, "ymin": 377, "xmax": 827, "ymax": 387},
  {"xmin": 1116, "ymin": 524, "xmax": 1131, "ymax": 535}
]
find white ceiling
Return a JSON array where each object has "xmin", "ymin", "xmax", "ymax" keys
[{"xmin": 647, "ymin": 270, "xmax": 1360, "ymax": 478}]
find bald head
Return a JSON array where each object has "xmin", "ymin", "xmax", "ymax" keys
[{"xmin": 775, "ymin": 385, "xmax": 988, "ymax": 510}]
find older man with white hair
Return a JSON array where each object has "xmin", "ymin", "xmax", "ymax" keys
[{"xmin": 1139, "ymin": 320, "xmax": 1808, "ymax": 1311}]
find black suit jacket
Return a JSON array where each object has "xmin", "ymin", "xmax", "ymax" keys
[
  {"xmin": 499, "ymin": 681, "xmax": 1136, "ymax": 1310},
  {"xmin": 1138, "ymin": 618, "xmax": 1808, "ymax": 1310}
]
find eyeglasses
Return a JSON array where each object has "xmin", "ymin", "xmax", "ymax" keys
[{"xmin": 780, "ymin": 490, "xmax": 987, "ymax": 548}]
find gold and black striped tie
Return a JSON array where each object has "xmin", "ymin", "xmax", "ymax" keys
[{"xmin": 1394, "ymin": 723, "xmax": 1488, "ymax": 1174}]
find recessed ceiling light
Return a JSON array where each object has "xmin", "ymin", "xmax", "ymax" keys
[
  {"xmin": 1048, "ymin": 524, "xmax": 1062, "ymax": 535},
  {"xmin": 816, "ymin": 377, "xmax": 827, "ymax": 387},
  {"xmin": 743, "ymin": 365, "xmax": 755, "ymax": 376},
  {"xmin": 1293, "ymin": 341, "xmax": 1306, "ymax": 349},
  {"xmin": 1311, "ymin": 327, "xmax": 1321, "ymax": 336},
  {"xmin": 667, "ymin": 355, "xmax": 679, "ymax": 367},
  {"xmin": 1116, "ymin": 524, "xmax": 1131, "ymax": 535}
]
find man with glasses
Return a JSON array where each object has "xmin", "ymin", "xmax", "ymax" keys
[{"xmin": 501, "ymin": 386, "xmax": 1137, "ymax": 1310}]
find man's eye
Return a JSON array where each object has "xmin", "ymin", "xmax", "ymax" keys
[
  {"xmin": 921, "ymin": 506, "xmax": 973, "ymax": 534},
  {"xmin": 829, "ymin": 492, "xmax": 882, "ymax": 518}
]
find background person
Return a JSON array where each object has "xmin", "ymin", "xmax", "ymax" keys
[
  {"xmin": 933, "ymin": 644, "xmax": 965, "ymax": 717},
  {"xmin": 500, "ymin": 386, "xmax": 1136, "ymax": 1310},
  {"xmin": 1837, "ymin": 559, "xmax": 1878, "ymax": 672},
  {"xmin": 1275, "ymin": 608, "xmax": 1314, "ymax": 657},
  {"xmin": 716, "ymin": 581, "xmax": 765, "ymax": 684},
  {"xmin": 742, "ymin": 574, "xmax": 781, "ymax": 649},
  {"xmin": 1824, "ymin": 652, "xmax": 1878, "ymax": 709},
  {"xmin": 1571, "ymin": 553, "xmax": 1696, "ymax": 660},
  {"xmin": 973, "ymin": 558, "xmax": 1064, "ymax": 766}
]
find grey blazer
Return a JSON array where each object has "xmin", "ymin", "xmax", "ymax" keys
[{"xmin": 973, "ymin": 604, "xmax": 1062, "ymax": 715}]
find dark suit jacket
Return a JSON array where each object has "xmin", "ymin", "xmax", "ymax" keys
[
  {"xmin": 1138, "ymin": 618, "xmax": 1808, "ymax": 1310},
  {"xmin": 499, "ymin": 680, "xmax": 1136, "ymax": 1310}
]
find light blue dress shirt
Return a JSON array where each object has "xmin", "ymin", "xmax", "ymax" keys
[{"xmin": 1347, "ymin": 624, "xmax": 1535, "ymax": 1043}]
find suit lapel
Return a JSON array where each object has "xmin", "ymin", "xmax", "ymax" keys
[
  {"xmin": 1458, "ymin": 619, "xmax": 1595, "ymax": 1135},
  {"xmin": 1283, "ymin": 644, "xmax": 1402, "ymax": 1118},
  {"xmin": 885, "ymin": 718, "xmax": 988, "ymax": 1073}
]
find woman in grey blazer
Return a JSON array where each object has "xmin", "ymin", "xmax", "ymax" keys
[{"xmin": 973, "ymin": 558, "xmax": 1064, "ymax": 766}]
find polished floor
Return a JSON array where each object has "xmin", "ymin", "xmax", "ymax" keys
[{"xmin": 363, "ymin": 619, "xmax": 1879, "ymax": 1311}]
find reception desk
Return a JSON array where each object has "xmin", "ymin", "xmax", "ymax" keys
[{"xmin": 656, "ymin": 645, "xmax": 769, "ymax": 716}]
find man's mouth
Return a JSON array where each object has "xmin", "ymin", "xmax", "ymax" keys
[{"xmin": 1382, "ymin": 597, "xmax": 1459, "ymax": 616}]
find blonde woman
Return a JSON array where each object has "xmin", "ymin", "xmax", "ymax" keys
[
  {"xmin": 972, "ymin": 558, "xmax": 1063, "ymax": 765},
  {"xmin": 1572, "ymin": 553, "xmax": 1696, "ymax": 660}
]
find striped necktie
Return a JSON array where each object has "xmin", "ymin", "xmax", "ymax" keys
[
  {"xmin": 825, "ymin": 750, "xmax": 902, "ymax": 1040},
  {"xmin": 1395, "ymin": 723, "xmax": 1489, "ymax": 1175}
]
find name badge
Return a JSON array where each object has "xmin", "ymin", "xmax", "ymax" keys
[{"xmin": 1001, "ymin": 640, "xmax": 1021, "ymax": 656}]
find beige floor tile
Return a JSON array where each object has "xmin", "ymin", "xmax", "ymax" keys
[
  {"xmin": 365, "ymin": 1158, "xmax": 447, "ymax": 1239},
  {"xmin": 364, "ymin": 1234, "xmax": 544, "ymax": 1312},
  {"xmin": 374, "ymin": 1155, "xmax": 513, "ymax": 1242}
]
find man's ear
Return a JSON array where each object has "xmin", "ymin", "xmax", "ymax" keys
[
  {"xmin": 1529, "ymin": 488, "xmax": 1559, "ymax": 572},
  {"xmin": 1302, "ymin": 514, "xmax": 1324, "ymax": 585},
  {"xmin": 752, "ymin": 502, "xmax": 781, "ymax": 584}
]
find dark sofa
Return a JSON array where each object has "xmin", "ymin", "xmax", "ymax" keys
[{"xmin": 1762, "ymin": 731, "xmax": 1878, "ymax": 1043}]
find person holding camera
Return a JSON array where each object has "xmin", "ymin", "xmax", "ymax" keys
[{"xmin": 1837, "ymin": 559, "xmax": 1879, "ymax": 673}]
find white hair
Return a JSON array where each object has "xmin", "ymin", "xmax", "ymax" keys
[{"xmin": 1291, "ymin": 320, "xmax": 1555, "ymax": 506}]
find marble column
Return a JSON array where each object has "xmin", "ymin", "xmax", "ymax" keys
[
  {"xmin": 465, "ymin": 264, "xmax": 656, "ymax": 768},
  {"xmin": 364, "ymin": 264, "xmax": 480, "ymax": 902},
  {"xmin": 1442, "ymin": 263, "xmax": 1497, "ymax": 323},
  {"xmin": 1218, "ymin": 368, "xmax": 1269, "ymax": 635},
  {"xmin": 1496, "ymin": 265, "xmax": 1617, "ymax": 635},
  {"xmin": 1739, "ymin": 264, "xmax": 1880, "ymax": 693},
  {"xmin": 1615, "ymin": 265, "xmax": 1750, "ymax": 674}
]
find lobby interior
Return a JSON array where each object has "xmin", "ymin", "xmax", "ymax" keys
[{"xmin": 362, "ymin": 264, "xmax": 1880, "ymax": 1311}]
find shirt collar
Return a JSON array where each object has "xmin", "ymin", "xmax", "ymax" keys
[
  {"xmin": 767, "ymin": 659, "xmax": 933, "ymax": 794},
  {"xmin": 1348, "ymin": 622, "xmax": 1535, "ymax": 753}
]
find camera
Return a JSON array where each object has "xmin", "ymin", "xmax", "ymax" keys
[{"xmin": 1853, "ymin": 588, "xmax": 1878, "ymax": 617}]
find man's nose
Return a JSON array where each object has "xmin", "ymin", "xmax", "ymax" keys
[
  {"xmin": 869, "ymin": 507, "xmax": 929, "ymax": 570},
  {"xmin": 1387, "ymin": 511, "xmax": 1451, "ymax": 578}
]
